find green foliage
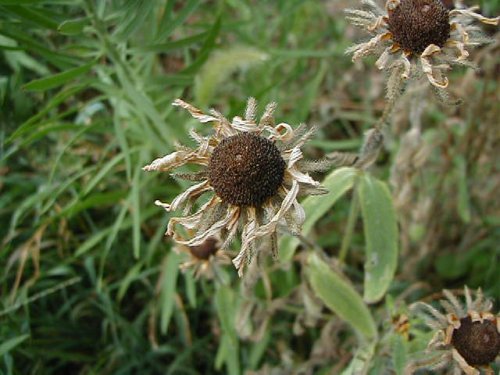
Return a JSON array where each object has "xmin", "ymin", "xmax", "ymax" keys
[
  {"xmin": 1, "ymin": 0, "xmax": 498, "ymax": 374},
  {"xmin": 279, "ymin": 166, "xmax": 358, "ymax": 262},
  {"xmin": 358, "ymin": 173, "xmax": 398, "ymax": 303},
  {"xmin": 307, "ymin": 253, "xmax": 377, "ymax": 341}
]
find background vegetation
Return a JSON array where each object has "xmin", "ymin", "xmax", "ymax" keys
[{"xmin": 1, "ymin": 0, "xmax": 498, "ymax": 374}]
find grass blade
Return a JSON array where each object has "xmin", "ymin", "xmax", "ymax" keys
[
  {"xmin": 23, "ymin": 61, "xmax": 94, "ymax": 91},
  {"xmin": 160, "ymin": 252, "xmax": 180, "ymax": 334},
  {"xmin": 0, "ymin": 334, "xmax": 30, "ymax": 356}
]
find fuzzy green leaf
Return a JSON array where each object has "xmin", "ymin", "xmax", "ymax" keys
[
  {"xmin": 307, "ymin": 253, "xmax": 377, "ymax": 341},
  {"xmin": 358, "ymin": 173, "xmax": 398, "ymax": 303},
  {"xmin": 280, "ymin": 167, "xmax": 358, "ymax": 262}
]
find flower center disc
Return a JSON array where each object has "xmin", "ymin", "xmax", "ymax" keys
[
  {"xmin": 387, "ymin": 0, "xmax": 451, "ymax": 54},
  {"xmin": 208, "ymin": 133, "xmax": 286, "ymax": 207},
  {"xmin": 451, "ymin": 317, "xmax": 500, "ymax": 366}
]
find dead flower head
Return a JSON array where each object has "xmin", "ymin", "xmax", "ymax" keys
[
  {"xmin": 345, "ymin": 0, "xmax": 499, "ymax": 92},
  {"xmin": 409, "ymin": 286, "xmax": 500, "ymax": 375},
  {"xmin": 174, "ymin": 237, "xmax": 231, "ymax": 279},
  {"xmin": 143, "ymin": 98, "xmax": 326, "ymax": 276}
]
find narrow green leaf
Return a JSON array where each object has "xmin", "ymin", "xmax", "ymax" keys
[
  {"xmin": 7, "ymin": 85, "xmax": 83, "ymax": 142},
  {"xmin": 58, "ymin": 191, "xmax": 127, "ymax": 219},
  {"xmin": 23, "ymin": 61, "xmax": 94, "ymax": 92},
  {"xmin": 117, "ymin": 261, "xmax": 144, "ymax": 301},
  {"xmin": 82, "ymin": 153, "xmax": 126, "ymax": 196},
  {"xmin": 194, "ymin": 46, "xmax": 268, "ymax": 107},
  {"xmin": 113, "ymin": 0, "xmax": 154, "ymax": 41},
  {"xmin": 293, "ymin": 61, "xmax": 327, "ymax": 122},
  {"xmin": 3, "ymin": 5, "xmax": 59, "ymax": 30},
  {"xmin": 138, "ymin": 31, "xmax": 208, "ymax": 53},
  {"xmin": 180, "ymin": 17, "xmax": 221, "ymax": 76},
  {"xmin": 0, "ymin": 334, "xmax": 30, "ymax": 356},
  {"xmin": 184, "ymin": 272, "xmax": 197, "ymax": 308},
  {"xmin": 279, "ymin": 167, "xmax": 358, "ymax": 262},
  {"xmin": 358, "ymin": 173, "xmax": 398, "ymax": 304},
  {"xmin": 156, "ymin": 0, "xmax": 201, "ymax": 41},
  {"xmin": 58, "ymin": 18, "xmax": 87, "ymax": 35},
  {"xmin": 214, "ymin": 285, "xmax": 240, "ymax": 375},
  {"xmin": 307, "ymin": 253, "xmax": 377, "ymax": 341},
  {"xmin": 160, "ymin": 252, "xmax": 180, "ymax": 333}
]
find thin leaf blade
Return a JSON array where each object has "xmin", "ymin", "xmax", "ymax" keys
[
  {"xmin": 23, "ymin": 61, "xmax": 94, "ymax": 92},
  {"xmin": 0, "ymin": 334, "xmax": 30, "ymax": 356}
]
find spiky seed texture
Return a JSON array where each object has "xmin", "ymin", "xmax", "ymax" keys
[
  {"xmin": 143, "ymin": 98, "xmax": 327, "ymax": 276},
  {"xmin": 451, "ymin": 316, "xmax": 500, "ymax": 366},
  {"xmin": 209, "ymin": 133, "xmax": 286, "ymax": 207},
  {"xmin": 387, "ymin": 0, "xmax": 451, "ymax": 54}
]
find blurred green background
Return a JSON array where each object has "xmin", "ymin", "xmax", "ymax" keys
[{"xmin": 1, "ymin": 0, "xmax": 499, "ymax": 374}]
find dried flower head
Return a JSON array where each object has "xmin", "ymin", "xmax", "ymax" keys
[
  {"xmin": 408, "ymin": 287, "xmax": 500, "ymax": 375},
  {"xmin": 143, "ymin": 98, "xmax": 326, "ymax": 276},
  {"xmin": 440, "ymin": 0, "xmax": 456, "ymax": 10},
  {"xmin": 174, "ymin": 237, "xmax": 231, "ymax": 279},
  {"xmin": 345, "ymin": 0, "xmax": 499, "ymax": 94}
]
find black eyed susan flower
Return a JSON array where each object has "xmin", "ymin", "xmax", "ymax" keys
[
  {"xmin": 345, "ymin": 0, "xmax": 499, "ymax": 92},
  {"xmin": 174, "ymin": 237, "xmax": 231, "ymax": 279},
  {"xmin": 409, "ymin": 287, "xmax": 500, "ymax": 375},
  {"xmin": 143, "ymin": 98, "xmax": 326, "ymax": 276}
]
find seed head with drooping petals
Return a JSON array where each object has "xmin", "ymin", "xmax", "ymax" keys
[
  {"xmin": 408, "ymin": 286, "xmax": 500, "ymax": 375},
  {"xmin": 143, "ymin": 98, "xmax": 328, "ymax": 276},
  {"xmin": 345, "ymin": 0, "xmax": 499, "ymax": 101}
]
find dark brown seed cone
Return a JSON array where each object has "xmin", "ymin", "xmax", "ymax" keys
[
  {"xmin": 189, "ymin": 237, "xmax": 219, "ymax": 260},
  {"xmin": 451, "ymin": 316, "xmax": 500, "ymax": 366},
  {"xmin": 439, "ymin": 0, "xmax": 455, "ymax": 10},
  {"xmin": 387, "ymin": 0, "xmax": 451, "ymax": 54},
  {"xmin": 208, "ymin": 133, "xmax": 285, "ymax": 207}
]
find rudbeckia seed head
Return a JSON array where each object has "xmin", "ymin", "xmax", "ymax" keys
[
  {"xmin": 387, "ymin": 0, "xmax": 451, "ymax": 54},
  {"xmin": 439, "ymin": 0, "xmax": 454, "ymax": 9},
  {"xmin": 209, "ymin": 133, "xmax": 286, "ymax": 207},
  {"xmin": 188, "ymin": 237, "xmax": 219, "ymax": 260},
  {"xmin": 451, "ymin": 316, "xmax": 500, "ymax": 366}
]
